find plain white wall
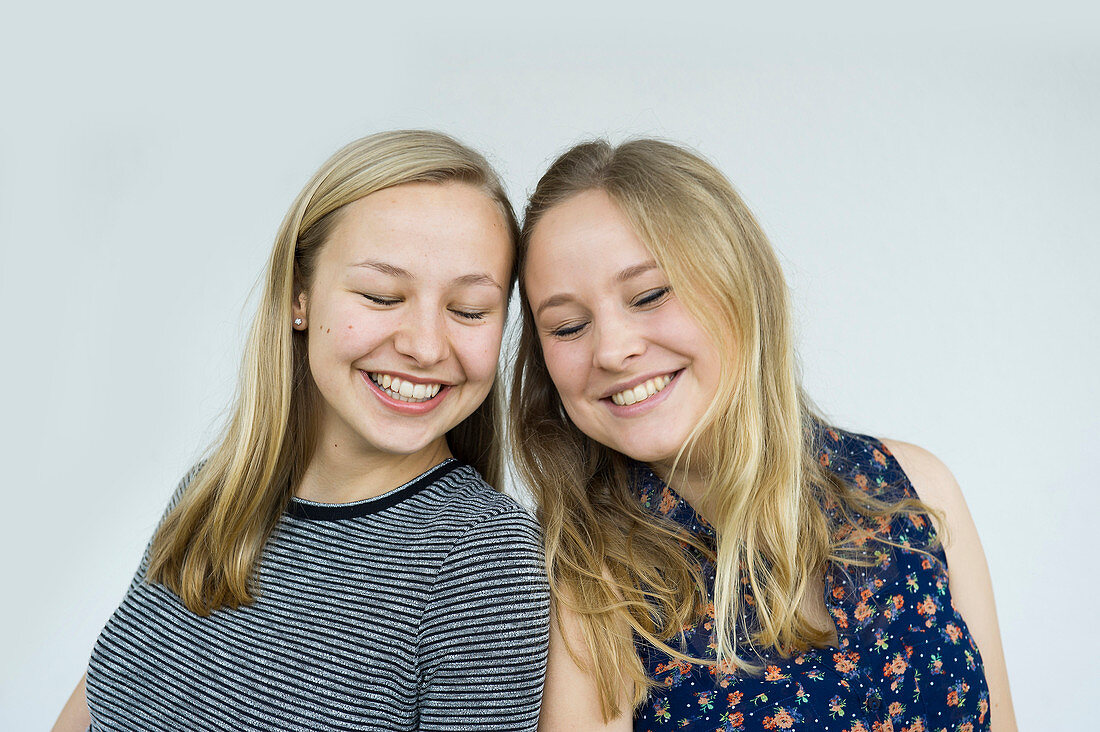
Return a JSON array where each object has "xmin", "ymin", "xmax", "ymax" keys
[{"xmin": 2, "ymin": 2, "xmax": 1096, "ymax": 728}]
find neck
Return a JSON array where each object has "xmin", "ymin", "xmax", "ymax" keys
[
  {"xmin": 650, "ymin": 457, "xmax": 712, "ymax": 521},
  {"xmin": 295, "ymin": 432, "xmax": 452, "ymax": 504}
]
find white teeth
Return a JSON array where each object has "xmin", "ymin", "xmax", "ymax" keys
[
  {"xmin": 368, "ymin": 373, "xmax": 444, "ymax": 403},
  {"xmin": 610, "ymin": 374, "xmax": 673, "ymax": 407}
]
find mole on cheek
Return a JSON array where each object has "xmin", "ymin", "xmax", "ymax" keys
[
  {"xmin": 326, "ymin": 328, "xmax": 330, "ymax": 334},
  {"xmin": 348, "ymin": 325, "xmax": 353, "ymax": 330}
]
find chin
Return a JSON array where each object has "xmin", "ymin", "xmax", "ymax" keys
[{"xmin": 609, "ymin": 439, "xmax": 680, "ymax": 466}]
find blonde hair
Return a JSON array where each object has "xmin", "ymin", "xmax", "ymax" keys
[
  {"xmin": 511, "ymin": 139, "xmax": 929, "ymax": 721},
  {"xmin": 148, "ymin": 130, "xmax": 519, "ymax": 615}
]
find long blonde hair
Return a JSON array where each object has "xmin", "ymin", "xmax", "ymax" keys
[
  {"xmin": 148, "ymin": 130, "xmax": 518, "ymax": 615},
  {"xmin": 511, "ymin": 139, "xmax": 928, "ymax": 720}
]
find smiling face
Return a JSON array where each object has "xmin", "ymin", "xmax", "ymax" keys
[
  {"xmin": 294, "ymin": 181, "xmax": 513, "ymax": 465},
  {"xmin": 524, "ymin": 189, "xmax": 724, "ymax": 474}
]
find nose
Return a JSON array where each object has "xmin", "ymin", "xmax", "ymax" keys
[
  {"xmin": 591, "ymin": 314, "xmax": 646, "ymax": 372},
  {"xmin": 393, "ymin": 305, "xmax": 450, "ymax": 367}
]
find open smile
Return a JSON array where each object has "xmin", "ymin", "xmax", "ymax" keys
[
  {"xmin": 607, "ymin": 371, "xmax": 679, "ymax": 406},
  {"xmin": 602, "ymin": 367, "xmax": 677, "ymax": 413},
  {"xmin": 367, "ymin": 372, "xmax": 445, "ymax": 403},
  {"xmin": 361, "ymin": 371, "xmax": 451, "ymax": 414}
]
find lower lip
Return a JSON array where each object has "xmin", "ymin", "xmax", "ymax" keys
[
  {"xmin": 361, "ymin": 371, "xmax": 450, "ymax": 415},
  {"xmin": 603, "ymin": 370, "xmax": 682, "ymax": 417}
]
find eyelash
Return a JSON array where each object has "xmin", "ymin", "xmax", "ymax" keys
[
  {"xmin": 363, "ymin": 294, "xmax": 400, "ymax": 306},
  {"xmin": 547, "ymin": 287, "xmax": 671, "ymax": 339},
  {"xmin": 362, "ymin": 294, "xmax": 487, "ymax": 321},
  {"xmin": 634, "ymin": 287, "xmax": 670, "ymax": 307}
]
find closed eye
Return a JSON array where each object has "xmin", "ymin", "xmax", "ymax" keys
[
  {"xmin": 362, "ymin": 293, "xmax": 400, "ymax": 306},
  {"xmin": 452, "ymin": 309, "xmax": 487, "ymax": 321},
  {"xmin": 633, "ymin": 286, "xmax": 670, "ymax": 308},
  {"xmin": 549, "ymin": 321, "xmax": 587, "ymax": 339}
]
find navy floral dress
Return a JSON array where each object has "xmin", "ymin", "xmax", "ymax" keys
[{"xmin": 633, "ymin": 428, "xmax": 990, "ymax": 732}]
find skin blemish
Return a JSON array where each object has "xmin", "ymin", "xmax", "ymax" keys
[
  {"xmin": 326, "ymin": 328, "xmax": 330, "ymax": 333},
  {"xmin": 348, "ymin": 325, "xmax": 353, "ymax": 330}
]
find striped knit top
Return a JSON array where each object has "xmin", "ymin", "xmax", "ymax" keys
[{"xmin": 85, "ymin": 460, "xmax": 550, "ymax": 731}]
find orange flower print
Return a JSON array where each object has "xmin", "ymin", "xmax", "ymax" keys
[
  {"xmin": 959, "ymin": 724, "xmax": 973, "ymax": 732},
  {"xmin": 917, "ymin": 596, "xmax": 937, "ymax": 617},
  {"xmin": 764, "ymin": 665, "xmax": 788, "ymax": 681},
  {"xmin": 820, "ymin": 452, "xmax": 831, "ymax": 467},
  {"xmin": 854, "ymin": 602, "xmax": 874, "ymax": 623},
  {"xmin": 944, "ymin": 623, "xmax": 962, "ymax": 643},
  {"xmin": 871, "ymin": 721, "xmax": 894, "ymax": 732},
  {"xmin": 831, "ymin": 607, "xmax": 849, "ymax": 629},
  {"xmin": 712, "ymin": 656, "xmax": 738, "ymax": 679},
  {"xmin": 979, "ymin": 695, "xmax": 989, "ymax": 723},
  {"xmin": 849, "ymin": 721, "xmax": 870, "ymax": 732},
  {"xmin": 727, "ymin": 690, "xmax": 743, "ymax": 707},
  {"xmin": 851, "ymin": 527, "xmax": 876, "ymax": 547},
  {"xmin": 833, "ymin": 585, "xmax": 846, "ymax": 600},
  {"xmin": 892, "ymin": 594, "xmax": 905, "ymax": 610},
  {"xmin": 762, "ymin": 706, "xmax": 801, "ymax": 729},
  {"xmin": 855, "ymin": 473, "xmax": 868, "ymax": 489},
  {"xmin": 887, "ymin": 701, "xmax": 904, "ymax": 718},
  {"xmin": 883, "ymin": 652, "xmax": 908, "ymax": 677},
  {"xmin": 902, "ymin": 720, "xmax": 925, "ymax": 732},
  {"xmin": 947, "ymin": 690, "xmax": 959, "ymax": 706},
  {"xmin": 833, "ymin": 650, "xmax": 860, "ymax": 676},
  {"xmin": 873, "ymin": 448, "xmax": 887, "ymax": 466},
  {"xmin": 722, "ymin": 710, "xmax": 745, "ymax": 729}
]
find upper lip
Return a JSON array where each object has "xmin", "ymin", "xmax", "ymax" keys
[
  {"xmin": 598, "ymin": 369, "xmax": 680, "ymax": 400},
  {"xmin": 362, "ymin": 369, "xmax": 453, "ymax": 386}
]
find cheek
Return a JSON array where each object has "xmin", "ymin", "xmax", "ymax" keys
[
  {"xmin": 454, "ymin": 324, "xmax": 505, "ymax": 382},
  {"xmin": 309, "ymin": 304, "xmax": 388, "ymax": 365},
  {"xmin": 541, "ymin": 341, "xmax": 588, "ymax": 399}
]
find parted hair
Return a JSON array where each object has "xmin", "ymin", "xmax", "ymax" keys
[
  {"xmin": 148, "ymin": 130, "xmax": 519, "ymax": 615},
  {"xmin": 510, "ymin": 139, "xmax": 929, "ymax": 721}
]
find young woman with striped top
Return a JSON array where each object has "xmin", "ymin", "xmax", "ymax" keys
[{"xmin": 52, "ymin": 130, "xmax": 549, "ymax": 731}]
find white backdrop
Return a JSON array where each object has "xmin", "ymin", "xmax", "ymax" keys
[{"xmin": 2, "ymin": 2, "xmax": 1096, "ymax": 728}]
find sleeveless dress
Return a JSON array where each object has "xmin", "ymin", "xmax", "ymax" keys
[{"xmin": 633, "ymin": 428, "xmax": 990, "ymax": 732}]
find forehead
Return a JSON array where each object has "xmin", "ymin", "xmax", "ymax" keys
[
  {"xmin": 525, "ymin": 189, "xmax": 655, "ymax": 288},
  {"xmin": 324, "ymin": 181, "xmax": 513, "ymax": 275}
]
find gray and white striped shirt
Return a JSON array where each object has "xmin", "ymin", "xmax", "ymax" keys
[{"xmin": 86, "ymin": 460, "xmax": 549, "ymax": 730}]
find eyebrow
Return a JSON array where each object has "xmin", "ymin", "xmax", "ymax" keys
[
  {"xmin": 352, "ymin": 259, "xmax": 502, "ymax": 290},
  {"xmin": 615, "ymin": 261, "xmax": 659, "ymax": 283},
  {"xmin": 534, "ymin": 260, "xmax": 660, "ymax": 317},
  {"xmin": 354, "ymin": 259, "xmax": 412, "ymax": 278}
]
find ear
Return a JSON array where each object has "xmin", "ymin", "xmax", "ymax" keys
[{"xmin": 292, "ymin": 291, "xmax": 309, "ymax": 330}]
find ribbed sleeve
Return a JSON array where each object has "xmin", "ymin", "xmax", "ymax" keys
[{"xmin": 418, "ymin": 507, "xmax": 550, "ymax": 730}]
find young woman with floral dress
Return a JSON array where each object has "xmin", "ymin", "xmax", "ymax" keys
[{"xmin": 512, "ymin": 139, "xmax": 1015, "ymax": 731}]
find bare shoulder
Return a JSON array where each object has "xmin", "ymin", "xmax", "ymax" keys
[
  {"xmin": 879, "ymin": 438, "xmax": 968, "ymax": 531},
  {"xmin": 881, "ymin": 438, "xmax": 1018, "ymax": 729}
]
